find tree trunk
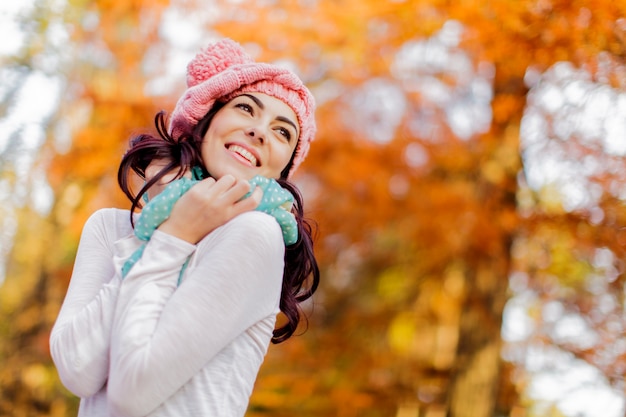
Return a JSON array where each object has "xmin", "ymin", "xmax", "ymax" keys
[{"xmin": 447, "ymin": 257, "xmax": 511, "ymax": 417}]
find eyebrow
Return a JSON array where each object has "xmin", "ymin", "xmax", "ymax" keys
[{"xmin": 240, "ymin": 93, "xmax": 299, "ymax": 136}]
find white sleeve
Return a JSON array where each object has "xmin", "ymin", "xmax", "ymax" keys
[
  {"xmin": 107, "ymin": 211, "xmax": 285, "ymax": 417},
  {"xmin": 49, "ymin": 209, "xmax": 124, "ymax": 397}
]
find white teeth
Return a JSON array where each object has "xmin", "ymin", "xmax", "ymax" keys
[{"xmin": 229, "ymin": 145, "xmax": 257, "ymax": 166}]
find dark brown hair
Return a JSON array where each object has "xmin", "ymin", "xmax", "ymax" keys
[{"xmin": 117, "ymin": 104, "xmax": 319, "ymax": 343}]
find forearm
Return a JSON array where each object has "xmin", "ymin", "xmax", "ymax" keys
[
  {"xmin": 50, "ymin": 277, "xmax": 120, "ymax": 397},
  {"xmin": 107, "ymin": 213, "xmax": 284, "ymax": 417},
  {"xmin": 108, "ymin": 230, "xmax": 196, "ymax": 417},
  {"xmin": 49, "ymin": 209, "xmax": 124, "ymax": 397}
]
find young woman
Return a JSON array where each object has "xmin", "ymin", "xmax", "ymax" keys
[{"xmin": 50, "ymin": 38, "xmax": 319, "ymax": 417}]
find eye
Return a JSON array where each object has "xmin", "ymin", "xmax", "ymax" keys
[
  {"xmin": 276, "ymin": 126, "xmax": 292, "ymax": 141},
  {"xmin": 235, "ymin": 102, "xmax": 253, "ymax": 114}
]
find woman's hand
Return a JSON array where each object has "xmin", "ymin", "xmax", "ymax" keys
[{"xmin": 157, "ymin": 175, "xmax": 263, "ymax": 244}]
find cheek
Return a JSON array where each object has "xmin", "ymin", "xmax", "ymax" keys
[
  {"xmin": 199, "ymin": 138, "xmax": 221, "ymax": 173},
  {"xmin": 277, "ymin": 144, "xmax": 296, "ymax": 168}
]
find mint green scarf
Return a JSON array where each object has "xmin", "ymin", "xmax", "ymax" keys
[{"xmin": 121, "ymin": 167, "xmax": 297, "ymax": 282}]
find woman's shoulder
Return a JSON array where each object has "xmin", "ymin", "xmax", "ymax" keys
[
  {"xmin": 87, "ymin": 207, "xmax": 131, "ymax": 223},
  {"xmin": 228, "ymin": 211, "xmax": 282, "ymax": 234},
  {"xmin": 84, "ymin": 207, "xmax": 134, "ymax": 239},
  {"xmin": 204, "ymin": 211, "xmax": 284, "ymax": 248}
]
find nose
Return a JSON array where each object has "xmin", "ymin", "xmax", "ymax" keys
[{"xmin": 246, "ymin": 127, "xmax": 264, "ymax": 144}]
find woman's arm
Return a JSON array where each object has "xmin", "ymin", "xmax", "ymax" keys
[
  {"xmin": 49, "ymin": 209, "xmax": 124, "ymax": 397},
  {"xmin": 107, "ymin": 211, "xmax": 284, "ymax": 417}
]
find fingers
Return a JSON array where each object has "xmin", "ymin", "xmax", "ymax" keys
[
  {"xmin": 194, "ymin": 175, "xmax": 257, "ymax": 207},
  {"xmin": 212, "ymin": 175, "xmax": 249, "ymax": 201},
  {"xmin": 236, "ymin": 186, "xmax": 262, "ymax": 210},
  {"xmin": 158, "ymin": 175, "xmax": 263, "ymax": 244}
]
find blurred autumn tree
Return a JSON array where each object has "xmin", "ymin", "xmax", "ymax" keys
[
  {"xmin": 0, "ymin": 0, "xmax": 169, "ymax": 415},
  {"xmin": 1, "ymin": 0, "xmax": 625, "ymax": 417}
]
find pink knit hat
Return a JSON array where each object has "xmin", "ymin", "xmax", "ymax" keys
[{"xmin": 169, "ymin": 38, "xmax": 316, "ymax": 178}]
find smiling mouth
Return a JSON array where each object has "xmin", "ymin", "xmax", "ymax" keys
[{"xmin": 227, "ymin": 144, "xmax": 259, "ymax": 167}]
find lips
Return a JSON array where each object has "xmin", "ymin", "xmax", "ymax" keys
[{"xmin": 227, "ymin": 144, "xmax": 259, "ymax": 167}]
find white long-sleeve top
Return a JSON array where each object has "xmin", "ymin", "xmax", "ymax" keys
[{"xmin": 50, "ymin": 208, "xmax": 284, "ymax": 417}]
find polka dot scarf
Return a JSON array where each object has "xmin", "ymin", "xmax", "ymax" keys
[{"xmin": 121, "ymin": 167, "xmax": 298, "ymax": 282}]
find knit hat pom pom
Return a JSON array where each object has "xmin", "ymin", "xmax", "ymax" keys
[{"xmin": 186, "ymin": 39, "xmax": 254, "ymax": 88}]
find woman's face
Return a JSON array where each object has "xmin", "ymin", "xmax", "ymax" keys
[{"xmin": 201, "ymin": 93, "xmax": 299, "ymax": 180}]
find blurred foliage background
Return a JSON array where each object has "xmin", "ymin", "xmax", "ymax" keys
[{"xmin": 1, "ymin": 0, "xmax": 626, "ymax": 416}]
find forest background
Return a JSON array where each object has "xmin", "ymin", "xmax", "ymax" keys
[{"xmin": 1, "ymin": 0, "xmax": 625, "ymax": 416}]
